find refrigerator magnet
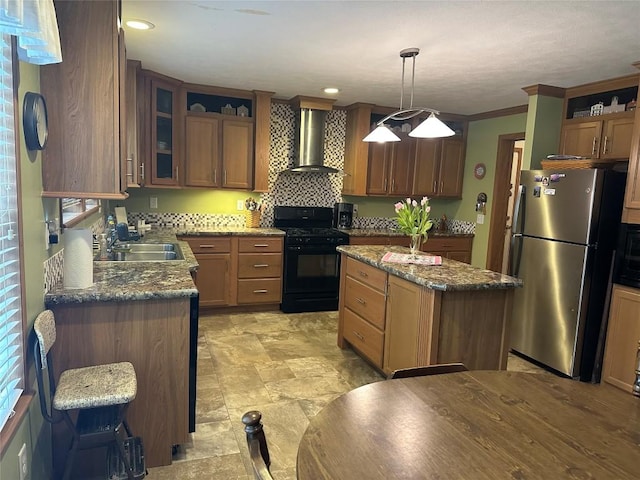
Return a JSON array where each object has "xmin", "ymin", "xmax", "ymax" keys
[{"xmin": 543, "ymin": 188, "xmax": 556, "ymax": 195}]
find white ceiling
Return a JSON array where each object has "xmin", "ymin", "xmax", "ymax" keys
[{"xmin": 121, "ymin": 0, "xmax": 640, "ymax": 116}]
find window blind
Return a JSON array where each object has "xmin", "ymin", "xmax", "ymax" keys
[{"xmin": 0, "ymin": 32, "xmax": 23, "ymax": 431}]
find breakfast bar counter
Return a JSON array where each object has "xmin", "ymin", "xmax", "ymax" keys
[
  {"xmin": 44, "ymin": 236, "xmax": 199, "ymax": 474},
  {"xmin": 336, "ymin": 245, "xmax": 522, "ymax": 376}
]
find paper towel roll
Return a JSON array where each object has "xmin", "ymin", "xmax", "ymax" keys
[{"xmin": 63, "ymin": 228, "xmax": 94, "ymax": 289}]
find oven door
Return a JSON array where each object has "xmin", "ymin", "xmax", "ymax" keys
[{"xmin": 283, "ymin": 245, "xmax": 341, "ymax": 294}]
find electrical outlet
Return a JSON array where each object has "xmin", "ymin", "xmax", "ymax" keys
[
  {"xmin": 45, "ymin": 223, "xmax": 49, "ymax": 250},
  {"xmin": 353, "ymin": 204, "xmax": 358, "ymax": 216},
  {"xmin": 150, "ymin": 196, "xmax": 158, "ymax": 209},
  {"xmin": 18, "ymin": 443, "xmax": 27, "ymax": 480},
  {"xmin": 237, "ymin": 200, "xmax": 244, "ymax": 211}
]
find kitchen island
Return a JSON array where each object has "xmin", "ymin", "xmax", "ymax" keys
[
  {"xmin": 45, "ymin": 240, "xmax": 198, "ymax": 474},
  {"xmin": 336, "ymin": 245, "xmax": 522, "ymax": 376}
]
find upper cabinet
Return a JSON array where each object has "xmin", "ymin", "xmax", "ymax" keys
[
  {"xmin": 182, "ymin": 85, "xmax": 254, "ymax": 190},
  {"xmin": 343, "ymin": 103, "xmax": 467, "ymax": 198},
  {"xmin": 622, "ymin": 65, "xmax": 640, "ymax": 224},
  {"xmin": 559, "ymin": 75, "xmax": 638, "ymax": 161},
  {"xmin": 41, "ymin": 0, "xmax": 127, "ymax": 199},
  {"xmin": 140, "ymin": 71, "xmax": 183, "ymax": 187}
]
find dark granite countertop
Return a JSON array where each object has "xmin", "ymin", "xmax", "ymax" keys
[
  {"xmin": 174, "ymin": 227, "xmax": 285, "ymax": 237},
  {"xmin": 45, "ymin": 230, "xmax": 199, "ymax": 305},
  {"xmin": 337, "ymin": 245, "xmax": 521, "ymax": 291},
  {"xmin": 343, "ymin": 228, "xmax": 474, "ymax": 238}
]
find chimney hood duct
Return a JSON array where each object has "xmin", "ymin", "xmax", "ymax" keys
[{"xmin": 287, "ymin": 98, "xmax": 340, "ymax": 173}]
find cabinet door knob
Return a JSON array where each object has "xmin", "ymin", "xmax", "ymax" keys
[
  {"xmin": 602, "ymin": 135, "xmax": 609, "ymax": 155},
  {"xmin": 591, "ymin": 137, "xmax": 598, "ymax": 156}
]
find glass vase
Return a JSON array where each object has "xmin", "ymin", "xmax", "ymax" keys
[{"xmin": 409, "ymin": 234, "xmax": 422, "ymax": 255}]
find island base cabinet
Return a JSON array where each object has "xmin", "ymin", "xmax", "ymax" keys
[{"xmin": 48, "ymin": 298, "xmax": 190, "ymax": 475}]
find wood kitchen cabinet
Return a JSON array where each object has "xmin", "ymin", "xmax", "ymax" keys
[
  {"xmin": 125, "ymin": 59, "xmax": 144, "ymax": 187},
  {"xmin": 347, "ymin": 234, "xmax": 473, "ymax": 264},
  {"xmin": 560, "ymin": 73, "xmax": 638, "ymax": 162},
  {"xmin": 559, "ymin": 114, "xmax": 634, "ymax": 160},
  {"xmin": 337, "ymin": 254, "xmax": 513, "ymax": 376},
  {"xmin": 237, "ymin": 237, "xmax": 283, "ymax": 304},
  {"xmin": 41, "ymin": 0, "xmax": 127, "ymax": 199},
  {"xmin": 143, "ymin": 71, "xmax": 183, "ymax": 187},
  {"xmin": 181, "ymin": 235, "xmax": 283, "ymax": 308},
  {"xmin": 343, "ymin": 103, "xmax": 467, "ymax": 198},
  {"xmin": 601, "ymin": 284, "xmax": 640, "ymax": 393},
  {"xmin": 412, "ymin": 136, "xmax": 466, "ymax": 197},
  {"xmin": 183, "ymin": 237, "xmax": 233, "ymax": 307},
  {"xmin": 622, "ymin": 68, "xmax": 640, "ymax": 223},
  {"xmin": 184, "ymin": 115, "xmax": 253, "ymax": 189},
  {"xmin": 367, "ymin": 136, "xmax": 415, "ymax": 196}
]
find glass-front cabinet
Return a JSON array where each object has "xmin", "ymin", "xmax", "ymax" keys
[{"xmin": 146, "ymin": 73, "xmax": 182, "ymax": 187}]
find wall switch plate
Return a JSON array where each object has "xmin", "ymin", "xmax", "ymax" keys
[
  {"xmin": 237, "ymin": 200, "xmax": 244, "ymax": 210},
  {"xmin": 150, "ymin": 197, "xmax": 158, "ymax": 209},
  {"xmin": 476, "ymin": 214, "xmax": 485, "ymax": 224},
  {"xmin": 18, "ymin": 443, "xmax": 27, "ymax": 480}
]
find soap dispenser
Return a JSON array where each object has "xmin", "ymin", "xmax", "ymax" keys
[{"xmin": 99, "ymin": 233, "xmax": 109, "ymax": 260}]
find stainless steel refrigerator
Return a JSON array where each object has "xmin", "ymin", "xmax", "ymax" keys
[{"xmin": 510, "ymin": 168, "xmax": 625, "ymax": 381}]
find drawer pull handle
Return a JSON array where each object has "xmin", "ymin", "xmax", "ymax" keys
[
  {"xmin": 352, "ymin": 331, "xmax": 364, "ymax": 341},
  {"xmin": 356, "ymin": 297, "xmax": 366, "ymax": 305},
  {"xmin": 200, "ymin": 245, "xmax": 216, "ymax": 248},
  {"xmin": 253, "ymin": 264, "xmax": 269, "ymax": 268},
  {"xmin": 358, "ymin": 271, "xmax": 368, "ymax": 278},
  {"xmin": 254, "ymin": 244, "xmax": 269, "ymax": 248},
  {"xmin": 253, "ymin": 289, "xmax": 268, "ymax": 294}
]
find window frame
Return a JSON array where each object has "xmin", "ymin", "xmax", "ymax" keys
[{"xmin": 0, "ymin": 35, "xmax": 31, "ymax": 456}]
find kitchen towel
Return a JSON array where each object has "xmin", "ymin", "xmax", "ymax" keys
[{"xmin": 63, "ymin": 228, "xmax": 93, "ymax": 289}]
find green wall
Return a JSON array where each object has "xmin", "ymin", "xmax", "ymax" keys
[
  {"xmin": 1, "ymin": 62, "xmax": 55, "ymax": 480},
  {"xmin": 523, "ymin": 95, "xmax": 563, "ymax": 169},
  {"xmin": 118, "ymin": 187, "xmax": 255, "ymax": 213},
  {"xmin": 454, "ymin": 113, "xmax": 528, "ymax": 267}
]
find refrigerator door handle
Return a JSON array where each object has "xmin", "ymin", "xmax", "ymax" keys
[
  {"xmin": 509, "ymin": 185, "xmax": 525, "ymax": 277},
  {"xmin": 510, "ymin": 233, "xmax": 523, "ymax": 277}
]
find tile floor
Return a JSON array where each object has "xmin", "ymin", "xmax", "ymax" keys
[{"xmin": 146, "ymin": 310, "xmax": 547, "ymax": 479}]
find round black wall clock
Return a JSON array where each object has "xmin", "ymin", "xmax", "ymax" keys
[{"xmin": 23, "ymin": 92, "xmax": 48, "ymax": 150}]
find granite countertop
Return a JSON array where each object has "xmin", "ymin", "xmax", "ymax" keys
[
  {"xmin": 174, "ymin": 226, "xmax": 285, "ymax": 237},
  {"xmin": 46, "ymin": 230, "xmax": 199, "ymax": 305},
  {"xmin": 337, "ymin": 245, "xmax": 522, "ymax": 291},
  {"xmin": 343, "ymin": 228, "xmax": 474, "ymax": 238}
]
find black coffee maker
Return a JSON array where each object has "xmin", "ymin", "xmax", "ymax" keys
[{"xmin": 333, "ymin": 202, "xmax": 354, "ymax": 229}]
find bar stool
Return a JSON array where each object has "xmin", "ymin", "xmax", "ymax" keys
[{"xmin": 33, "ymin": 310, "xmax": 143, "ymax": 480}]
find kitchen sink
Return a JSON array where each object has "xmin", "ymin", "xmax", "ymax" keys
[{"xmin": 97, "ymin": 243, "xmax": 184, "ymax": 262}]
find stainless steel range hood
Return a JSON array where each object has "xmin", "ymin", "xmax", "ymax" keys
[{"xmin": 286, "ymin": 96, "xmax": 339, "ymax": 174}]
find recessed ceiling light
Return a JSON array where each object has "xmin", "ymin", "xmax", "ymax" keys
[
  {"xmin": 323, "ymin": 87, "xmax": 340, "ymax": 95},
  {"xmin": 126, "ymin": 19, "xmax": 155, "ymax": 30}
]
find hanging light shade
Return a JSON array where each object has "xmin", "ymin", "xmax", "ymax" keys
[
  {"xmin": 363, "ymin": 48, "xmax": 455, "ymax": 142},
  {"xmin": 362, "ymin": 124, "xmax": 401, "ymax": 142}
]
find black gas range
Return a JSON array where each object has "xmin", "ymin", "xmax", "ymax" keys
[{"xmin": 274, "ymin": 206, "xmax": 349, "ymax": 313}]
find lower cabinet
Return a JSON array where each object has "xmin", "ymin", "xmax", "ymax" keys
[
  {"xmin": 338, "ymin": 256, "xmax": 512, "ymax": 375},
  {"xmin": 347, "ymin": 234, "xmax": 473, "ymax": 264},
  {"xmin": 181, "ymin": 235, "xmax": 283, "ymax": 308},
  {"xmin": 602, "ymin": 284, "xmax": 640, "ymax": 393}
]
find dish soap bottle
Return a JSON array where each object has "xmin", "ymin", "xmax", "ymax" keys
[{"xmin": 99, "ymin": 233, "xmax": 109, "ymax": 260}]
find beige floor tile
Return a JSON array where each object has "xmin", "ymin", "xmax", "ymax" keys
[{"xmin": 150, "ymin": 309, "xmax": 545, "ymax": 478}]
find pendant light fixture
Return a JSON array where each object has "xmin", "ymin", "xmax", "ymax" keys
[{"xmin": 363, "ymin": 48, "xmax": 455, "ymax": 143}]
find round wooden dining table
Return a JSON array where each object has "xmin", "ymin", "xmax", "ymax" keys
[{"xmin": 296, "ymin": 370, "xmax": 640, "ymax": 479}]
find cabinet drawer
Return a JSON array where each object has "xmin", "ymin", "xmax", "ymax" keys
[
  {"xmin": 424, "ymin": 236, "xmax": 472, "ymax": 253},
  {"xmin": 237, "ymin": 278, "xmax": 282, "ymax": 304},
  {"xmin": 238, "ymin": 237, "xmax": 282, "ymax": 253},
  {"xmin": 183, "ymin": 237, "xmax": 231, "ymax": 254},
  {"xmin": 343, "ymin": 308, "xmax": 384, "ymax": 368},
  {"xmin": 238, "ymin": 253, "xmax": 283, "ymax": 279},
  {"xmin": 345, "ymin": 256, "xmax": 387, "ymax": 292},
  {"xmin": 344, "ymin": 276, "xmax": 386, "ymax": 330}
]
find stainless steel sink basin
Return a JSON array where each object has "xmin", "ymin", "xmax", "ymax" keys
[{"xmin": 97, "ymin": 243, "xmax": 184, "ymax": 262}]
